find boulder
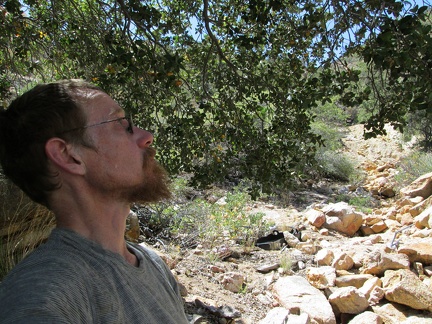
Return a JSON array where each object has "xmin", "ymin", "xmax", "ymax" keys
[
  {"xmin": 314, "ymin": 248, "xmax": 334, "ymax": 266},
  {"xmin": 257, "ymin": 307, "xmax": 289, "ymax": 324},
  {"xmin": 306, "ymin": 208, "xmax": 326, "ymax": 228},
  {"xmin": 410, "ymin": 196, "xmax": 432, "ymax": 217},
  {"xmin": 358, "ymin": 277, "xmax": 383, "ymax": 305},
  {"xmin": 273, "ymin": 276, "xmax": 336, "ymax": 324},
  {"xmin": 348, "ymin": 311, "xmax": 383, "ymax": 324},
  {"xmin": 414, "ymin": 206, "xmax": 432, "ymax": 229},
  {"xmin": 219, "ymin": 272, "xmax": 245, "ymax": 293},
  {"xmin": 334, "ymin": 274, "xmax": 374, "ymax": 289},
  {"xmin": 382, "ymin": 269, "xmax": 432, "ymax": 312},
  {"xmin": 332, "ymin": 252, "xmax": 354, "ymax": 271},
  {"xmin": 322, "ymin": 202, "xmax": 363, "ymax": 236},
  {"xmin": 328, "ymin": 286, "xmax": 369, "ymax": 314},
  {"xmin": 361, "ymin": 249, "xmax": 410, "ymax": 275},
  {"xmin": 306, "ymin": 266, "xmax": 336, "ymax": 289},
  {"xmin": 398, "ymin": 242, "xmax": 432, "ymax": 264},
  {"xmin": 400, "ymin": 172, "xmax": 432, "ymax": 199},
  {"xmin": 370, "ymin": 302, "xmax": 432, "ymax": 324}
]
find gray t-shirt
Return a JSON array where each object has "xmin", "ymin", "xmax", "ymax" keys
[{"xmin": 0, "ymin": 228, "xmax": 188, "ymax": 323}]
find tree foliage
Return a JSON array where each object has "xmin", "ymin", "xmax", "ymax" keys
[{"xmin": 1, "ymin": 0, "xmax": 431, "ymax": 195}]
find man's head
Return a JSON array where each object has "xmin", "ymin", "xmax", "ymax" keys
[{"xmin": 0, "ymin": 79, "xmax": 170, "ymax": 208}]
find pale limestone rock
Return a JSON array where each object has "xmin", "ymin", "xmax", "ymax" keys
[
  {"xmin": 300, "ymin": 231, "xmax": 313, "ymax": 241},
  {"xmin": 367, "ymin": 286, "xmax": 385, "ymax": 305},
  {"xmin": 283, "ymin": 231, "xmax": 300, "ymax": 248},
  {"xmin": 372, "ymin": 302, "xmax": 432, "ymax": 324},
  {"xmin": 364, "ymin": 214, "xmax": 383, "ymax": 226},
  {"xmin": 360, "ymin": 225, "xmax": 375, "ymax": 236},
  {"xmin": 348, "ymin": 311, "xmax": 383, "ymax": 324},
  {"xmin": 361, "ymin": 249, "xmax": 410, "ymax": 275},
  {"xmin": 286, "ymin": 313, "xmax": 310, "ymax": 324},
  {"xmin": 414, "ymin": 207, "xmax": 432, "ymax": 229},
  {"xmin": 410, "ymin": 196, "xmax": 431, "ymax": 217},
  {"xmin": 383, "ymin": 206, "xmax": 398, "ymax": 219},
  {"xmin": 319, "ymin": 228, "xmax": 329, "ymax": 235},
  {"xmin": 382, "ymin": 269, "xmax": 432, "ymax": 312},
  {"xmin": 322, "ymin": 202, "xmax": 364, "ymax": 236},
  {"xmin": 412, "ymin": 228, "xmax": 432, "ymax": 238},
  {"xmin": 125, "ymin": 210, "xmax": 140, "ymax": 242},
  {"xmin": 314, "ymin": 248, "xmax": 334, "ymax": 266},
  {"xmin": 358, "ymin": 277, "xmax": 382, "ymax": 301},
  {"xmin": 306, "ymin": 208, "xmax": 326, "ymax": 228},
  {"xmin": 371, "ymin": 303, "xmax": 408, "ymax": 324},
  {"xmin": 257, "ymin": 307, "xmax": 289, "ymax": 324},
  {"xmin": 370, "ymin": 221, "xmax": 388, "ymax": 233},
  {"xmin": 384, "ymin": 219, "xmax": 402, "ymax": 230},
  {"xmin": 400, "ymin": 172, "xmax": 432, "ymax": 199},
  {"xmin": 306, "ymin": 266, "xmax": 336, "ymax": 289},
  {"xmin": 296, "ymin": 242, "xmax": 318, "ymax": 255},
  {"xmin": 396, "ymin": 213, "xmax": 415, "ymax": 226},
  {"xmin": 328, "ymin": 286, "xmax": 369, "ymax": 314},
  {"xmin": 273, "ymin": 276, "xmax": 336, "ymax": 324},
  {"xmin": 334, "ymin": 274, "xmax": 374, "ymax": 289},
  {"xmin": 332, "ymin": 252, "xmax": 354, "ymax": 271},
  {"xmin": 219, "ymin": 272, "xmax": 245, "ymax": 293},
  {"xmin": 380, "ymin": 187, "xmax": 395, "ymax": 198},
  {"xmin": 256, "ymin": 294, "xmax": 272, "ymax": 305},
  {"xmin": 424, "ymin": 265, "xmax": 432, "ymax": 276},
  {"xmin": 398, "ymin": 242, "xmax": 432, "ymax": 264}
]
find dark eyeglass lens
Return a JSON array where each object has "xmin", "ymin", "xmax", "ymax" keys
[{"xmin": 126, "ymin": 116, "xmax": 134, "ymax": 134}]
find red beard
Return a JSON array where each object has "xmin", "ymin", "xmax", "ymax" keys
[{"xmin": 123, "ymin": 147, "xmax": 171, "ymax": 204}]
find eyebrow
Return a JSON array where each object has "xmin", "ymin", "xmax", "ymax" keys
[{"xmin": 108, "ymin": 108, "xmax": 125, "ymax": 117}]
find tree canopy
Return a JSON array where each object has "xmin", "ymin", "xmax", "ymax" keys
[{"xmin": 1, "ymin": 0, "xmax": 431, "ymax": 195}]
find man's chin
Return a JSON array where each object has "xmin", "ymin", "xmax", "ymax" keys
[{"xmin": 127, "ymin": 162, "xmax": 171, "ymax": 204}]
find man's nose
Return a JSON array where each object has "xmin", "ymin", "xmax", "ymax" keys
[{"xmin": 136, "ymin": 128, "xmax": 154, "ymax": 147}]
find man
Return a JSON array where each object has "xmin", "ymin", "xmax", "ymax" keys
[{"xmin": 0, "ymin": 79, "xmax": 189, "ymax": 323}]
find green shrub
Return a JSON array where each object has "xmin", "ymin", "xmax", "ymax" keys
[
  {"xmin": 395, "ymin": 151, "xmax": 432, "ymax": 189},
  {"xmin": 348, "ymin": 196, "xmax": 376, "ymax": 213},
  {"xmin": 315, "ymin": 149, "xmax": 359, "ymax": 182},
  {"xmin": 311, "ymin": 121, "xmax": 345, "ymax": 151},
  {"xmin": 142, "ymin": 182, "xmax": 270, "ymax": 250}
]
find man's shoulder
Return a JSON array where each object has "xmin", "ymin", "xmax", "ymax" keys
[{"xmin": 1, "ymin": 245, "xmax": 90, "ymax": 288}]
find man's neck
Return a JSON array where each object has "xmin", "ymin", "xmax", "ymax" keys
[{"xmin": 51, "ymin": 193, "xmax": 137, "ymax": 266}]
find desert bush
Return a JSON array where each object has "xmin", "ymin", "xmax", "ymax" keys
[
  {"xmin": 394, "ymin": 151, "xmax": 432, "ymax": 189},
  {"xmin": 138, "ymin": 181, "xmax": 269, "ymax": 251},
  {"xmin": 315, "ymin": 149, "xmax": 359, "ymax": 182}
]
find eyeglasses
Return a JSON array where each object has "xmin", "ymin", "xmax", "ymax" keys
[{"xmin": 61, "ymin": 115, "xmax": 134, "ymax": 134}]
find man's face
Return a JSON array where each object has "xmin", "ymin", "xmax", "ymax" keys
[{"xmin": 78, "ymin": 90, "xmax": 171, "ymax": 203}]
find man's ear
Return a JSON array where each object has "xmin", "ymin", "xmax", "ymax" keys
[{"xmin": 45, "ymin": 138, "xmax": 85, "ymax": 175}]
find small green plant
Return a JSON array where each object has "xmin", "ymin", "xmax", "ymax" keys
[
  {"xmin": 280, "ymin": 254, "xmax": 292, "ymax": 274},
  {"xmin": 238, "ymin": 283, "xmax": 248, "ymax": 295},
  {"xmin": 348, "ymin": 196, "xmax": 375, "ymax": 213}
]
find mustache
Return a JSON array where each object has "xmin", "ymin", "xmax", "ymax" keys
[{"xmin": 143, "ymin": 147, "xmax": 157, "ymax": 160}]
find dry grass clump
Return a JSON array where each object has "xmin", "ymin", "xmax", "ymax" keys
[{"xmin": 0, "ymin": 179, "xmax": 55, "ymax": 280}]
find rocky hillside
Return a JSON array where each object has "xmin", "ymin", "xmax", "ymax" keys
[{"xmin": 147, "ymin": 124, "xmax": 432, "ymax": 324}]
